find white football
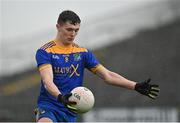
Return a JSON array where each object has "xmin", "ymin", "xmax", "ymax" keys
[{"xmin": 69, "ymin": 87, "xmax": 95, "ymax": 114}]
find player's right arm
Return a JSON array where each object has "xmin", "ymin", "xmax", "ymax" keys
[
  {"xmin": 39, "ymin": 64, "xmax": 77, "ymax": 111},
  {"xmin": 36, "ymin": 48, "xmax": 61, "ymax": 98},
  {"xmin": 39, "ymin": 63, "xmax": 77, "ymax": 111},
  {"xmin": 39, "ymin": 65, "xmax": 61, "ymax": 98},
  {"xmin": 36, "ymin": 48, "xmax": 76, "ymax": 111}
]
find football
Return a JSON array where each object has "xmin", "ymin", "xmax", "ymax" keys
[{"xmin": 69, "ymin": 86, "xmax": 95, "ymax": 114}]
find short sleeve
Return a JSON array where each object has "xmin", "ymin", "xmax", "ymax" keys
[
  {"xmin": 84, "ymin": 50, "xmax": 102, "ymax": 74},
  {"xmin": 35, "ymin": 49, "xmax": 51, "ymax": 68}
]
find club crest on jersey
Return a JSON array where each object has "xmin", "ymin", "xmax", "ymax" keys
[
  {"xmin": 63, "ymin": 55, "xmax": 70, "ymax": 62},
  {"xmin": 73, "ymin": 53, "xmax": 81, "ymax": 61}
]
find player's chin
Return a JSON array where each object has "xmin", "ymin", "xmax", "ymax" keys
[{"xmin": 67, "ymin": 39, "xmax": 74, "ymax": 44}]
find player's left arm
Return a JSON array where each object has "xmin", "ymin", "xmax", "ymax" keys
[
  {"xmin": 96, "ymin": 65, "xmax": 136, "ymax": 90},
  {"xmin": 95, "ymin": 65, "xmax": 160, "ymax": 99}
]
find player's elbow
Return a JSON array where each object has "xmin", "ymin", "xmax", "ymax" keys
[
  {"xmin": 103, "ymin": 72, "xmax": 113, "ymax": 85},
  {"xmin": 97, "ymin": 68, "xmax": 114, "ymax": 85}
]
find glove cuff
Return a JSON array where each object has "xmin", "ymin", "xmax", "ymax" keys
[
  {"xmin": 57, "ymin": 94, "xmax": 63, "ymax": 102},
  {"xmin": 134, "ymin": 83, "xmax": 139, "ymax": 91}
]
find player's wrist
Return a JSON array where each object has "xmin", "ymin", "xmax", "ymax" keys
[
  {"xmin": 134, "ymin": 82, "xmax": 141, "ymax": 91},
  {"xmin": 57, "ymin": 94, "xmax": 63, "ymax": 102}
]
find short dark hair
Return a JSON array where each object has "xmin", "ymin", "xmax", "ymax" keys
[{"xmin": 57, "ymin": 10, "xmax": 81, "ymax": 25}]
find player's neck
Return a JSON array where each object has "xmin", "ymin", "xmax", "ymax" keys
[{"xmin": 54, "ymin": 38, "xmax": 73, "ymax": 48}]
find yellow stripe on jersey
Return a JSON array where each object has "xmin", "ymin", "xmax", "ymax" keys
[
  {"xmin": 90, "ymin": 64, "xmax": 103, "ymax": 74},
  {"xmin": 45, "ymin": 46, "xmax": 88, "ymax": 54},
  {"xmin": 39, "ymin": 64, "xmax": 52, "ymax": 71},
  {"xmin": 41, "ymin": 41, "xmax": 88, "ymax": 54}
]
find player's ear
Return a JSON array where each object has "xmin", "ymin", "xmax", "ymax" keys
[
  {"xmin": 56, "ymin": 24, "xmax": 60, "ymax": 29},
  {"xmin": 56, "ymin": 24, "xmax": 62, "ymax": 32}
]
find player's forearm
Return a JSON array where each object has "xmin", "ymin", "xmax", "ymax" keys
[
  {"xmin": 43, "ymin": 79, "xmax": 61, "ymax": 98},
  {"xmin": 105, "ymin": 71, "xmax": 136, "ymax": 90},
  {"xmin": 40, "ymin": 68, "xmax": 61, "ymax": 98}
]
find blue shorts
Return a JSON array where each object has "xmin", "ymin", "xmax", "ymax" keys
[{"xmin": 35, "ymin": 107, "xmax": 77, "ymax": 122}]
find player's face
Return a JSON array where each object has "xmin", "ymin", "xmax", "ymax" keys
[{"xmin": 57, "ymin": 22, "xmax": 80, "ymax": 45}]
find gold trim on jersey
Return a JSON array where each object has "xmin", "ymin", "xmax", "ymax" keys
[
  {"xmin": 39, "ymin": 64, "xmax": 52, "ymax": 71},
  {"xmin": 90, "ymin": 64, "xmax": 103, "ymax": 74},
  {"xmin": 41, "ymin": 41, "xmax": 88, "ymax": 54}
]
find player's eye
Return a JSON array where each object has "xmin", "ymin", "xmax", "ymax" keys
[
  {"xmin": 75, "ymin": 29, "xmax": 79, "ymax": 33},
  {"xmin": 66, "ymin": 28, "xmax": 74, "ymax": 32},
  {"xmin": 66, "ymin": 28, "xmax": 79, "ymax": 33}
]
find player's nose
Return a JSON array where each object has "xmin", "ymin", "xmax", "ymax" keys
[{"xmin": 71, "ymin": 31, "xmax": 76, "ymax": 36}]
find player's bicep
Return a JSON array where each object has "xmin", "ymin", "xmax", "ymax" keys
[{"xmin": 84, "ymin": 50, "xmax": 100, "ymax": 71}]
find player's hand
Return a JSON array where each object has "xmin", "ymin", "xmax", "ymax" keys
[
  {"xmin": 135, "ymin": 78, "xmax": 160, "ymax": 99},
  {"xmin": 57, "ymin": 93, "xmax": 77, "ymax": 112}
]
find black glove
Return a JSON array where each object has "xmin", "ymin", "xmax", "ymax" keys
[
  {"xmin": 135, "ymin": 78, "xmax": 160, "ymax": 99},
  {"xmin": 57, "ymin": 93, "xmax": 77, "ymax": 112}
]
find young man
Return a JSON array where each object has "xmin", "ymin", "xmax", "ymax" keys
[{"xmin": 35, "ymin": 10, "xmax": 160, "ymax": 122}]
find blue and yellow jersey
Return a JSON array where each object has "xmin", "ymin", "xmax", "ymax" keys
[{"xmin": 35, "ymin": 40, "xmax": 102, "ymax": 115}]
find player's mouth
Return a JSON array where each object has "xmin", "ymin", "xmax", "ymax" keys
[{"xmin": 67, "ymin": 38, "xmax": 74, "ymax": 41}]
